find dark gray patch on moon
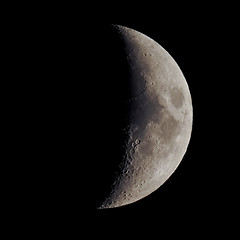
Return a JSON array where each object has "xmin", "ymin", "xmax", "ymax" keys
[
  {"xmin": 170, "ymin": 87, "xmax": 185, "ymax": 109},
  {"xmin": 138, "ymin": 138, "xmax": 155, "ymax": 156},
  {"xmin": 158, "ymin": 110, "xmax": 179, "ymax": 144}
]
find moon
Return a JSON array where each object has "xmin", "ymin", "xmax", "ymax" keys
[{"xmin": 97, "ymin": 25, "xmax": 193, "ymax": 209}]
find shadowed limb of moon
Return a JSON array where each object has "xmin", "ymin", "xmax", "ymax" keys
[{"xmin": 97, "ymin": 25, "xmax": 193, "ymax": 209}]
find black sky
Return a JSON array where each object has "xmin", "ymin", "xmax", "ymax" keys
[{"xmin": 10, "ymin": 9, "xmax": 237, "ymax": 235}]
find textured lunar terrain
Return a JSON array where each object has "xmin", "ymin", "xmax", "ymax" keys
[{"xmin": 97, "ymin": 25, "xmax": 193, "ymax": 209}]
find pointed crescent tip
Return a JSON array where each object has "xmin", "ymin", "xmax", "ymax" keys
[
  {"xmin": 111, "ymin": 24, "xmax": 128, "ymax": 30},
  {"xmin": 111, "ymin": 23, "xmax": 121, "ymax": 27},
  {"xmin": 111, "ymin": 23, "xmax": 118, "ymax": 27},
  {"xmin": 111, "ymin": 24, "xmax": 122, "ymax": 30},
  {"xmin": 110, "ymin": 24, "xmax": 131, "ymax": 38}
]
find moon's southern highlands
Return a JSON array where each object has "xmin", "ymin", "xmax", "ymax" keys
[{"xmin": 95, "ymin": 25, "xmax": 193, "ymax": 209}]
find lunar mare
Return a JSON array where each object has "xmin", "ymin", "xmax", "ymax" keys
[{"xmin": 98, "ymin": 25, "xmax": 193, "ymax": 209}]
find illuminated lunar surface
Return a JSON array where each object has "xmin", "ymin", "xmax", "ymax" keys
[{"xmin": 97, "ymin": 25, "xmax": 193, "ymax": 209}]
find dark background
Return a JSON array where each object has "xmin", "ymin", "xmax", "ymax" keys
[{"xmin": 6, "ymin": 6, "xmax": 238, "ymax": 236}]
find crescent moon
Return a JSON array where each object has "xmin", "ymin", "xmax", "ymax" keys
[{"xmin": 97, "ymin": 25, "xmax": 193, "ymax": 209}]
